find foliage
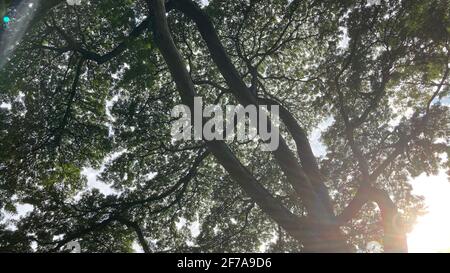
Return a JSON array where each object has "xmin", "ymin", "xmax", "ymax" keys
[{"xmin": 0, "ymin": 0, "xmax": 449, "ymax": 252}]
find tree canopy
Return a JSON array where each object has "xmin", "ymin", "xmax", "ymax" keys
[{"xmin": 0, "ymin": 0, "xmax": 449, "ymax": 252}]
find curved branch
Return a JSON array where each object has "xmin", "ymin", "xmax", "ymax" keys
[
  {"xmin": 336, "ymin": 186, "xmax": 407, "ymax": 252},
  {"xmin": 149, "ymin": 0, "xmax": 326, "ymax": 250},
  {"xmin": 170, "ymin": 0, "xmax": 336, "ymax": 224},
  {"xmin": 258, "ymin": 97, "xmax": 333, "ymax": 213}
]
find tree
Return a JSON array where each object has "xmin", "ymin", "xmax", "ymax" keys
[{"xmin": 0, "ymin": 0, "xmax": 448, "ymax": 252}]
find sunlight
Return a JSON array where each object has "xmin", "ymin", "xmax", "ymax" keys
[
  {"xmin": 0, "ymin": 0, "xmax": 39, "ymax": 69},
  {"xmin": 407, "ymin": 172, "xmax": 450, "ymax": 253}
]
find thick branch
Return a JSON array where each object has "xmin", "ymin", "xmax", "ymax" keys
[
  {"xmin": 258, "ymin": 97, "xmax": 333, "ymax": 213},
  {"xmin": 117, "ymin": 218, "xmax": 151, "ymax": 253},
  {"xmin": 170, "ymin": 0, "xmax": 336, "ymax": 224},
  {"xmin": 149, "ymin": 0, "xmax": 324, "ymax": 249},
  {"xmin": 336, "ymin": 186, "xmax": 407, "ymax": 252}
]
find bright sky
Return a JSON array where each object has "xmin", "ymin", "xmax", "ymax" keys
[
  {"xmin": 408, "ymin": 172, "xmax": 450, "ymax": 253},
  {"xmin": 310, "ymin": 118, "xmax": 450, "ymax": 253},
  {"xmin": 399, "ymin": 96, "xmax": 450, "ymax": 252}
]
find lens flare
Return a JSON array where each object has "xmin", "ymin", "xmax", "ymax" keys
[{"xmin": 0, "ymin": 0, "xmax": 40, "ymax": 69}]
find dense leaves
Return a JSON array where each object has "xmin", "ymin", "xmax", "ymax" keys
[{"xmin": 0, "ymin": 0, "xmax": 449, "ymax": 252}]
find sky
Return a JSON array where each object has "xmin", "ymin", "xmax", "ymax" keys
[
  {"xmin": 408, "ymin": 172, "xmax": 450, "ymax": 252},
  {"xmin": 310, "ymin": 118, "xmax": 450, "ymax": 253}
]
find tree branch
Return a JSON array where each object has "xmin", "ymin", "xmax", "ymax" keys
[
  {"xmin": 117, "ymin": 218, "xmax": 151, "ymax": 253},
  {"xmin": 48, "ymin": 18, "xmax": 150, "ymax": 65},
  {"xmin": 149, "ymin": 0, "xmax": 329, "ymax": 250},
  {"xmin": 258, "ymin": 97, "xmax": 333, "ymax": 213},
  {"xmin": 170, "ymin": 0, "xmax": 337, "ymax": 226}
]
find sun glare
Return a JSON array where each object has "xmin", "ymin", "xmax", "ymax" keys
[{"xmin": 407, "ymin": 172, "xmax": 450, "ymax": 253}]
